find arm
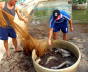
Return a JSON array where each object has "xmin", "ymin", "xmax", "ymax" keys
[
  {"xmin": 48, "ymin": 28, "xmax": 53, "ymax": 45},
  {"xmin": 69, "ymin": 19, "xmax": 74, "ymax": 32},
  {"xmin": 15, "ymin": 8, "xmax": 28, "ymax": 23},
  {"xmin": 48, "ymin": 15, "xmax": 55, "ymax": 45},
  {"xmin": 0, "ymin": 2, "xmax": 5, "ymax": 9}
]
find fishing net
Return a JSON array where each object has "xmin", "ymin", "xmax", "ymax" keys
[{"xmin": 0, "ymin": 9, "xmax": 48, "ymax": 56}]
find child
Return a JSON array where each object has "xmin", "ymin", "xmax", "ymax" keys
[{"xmin": 48, "ymin": 9, "xmax": 73, "ymax": 45}]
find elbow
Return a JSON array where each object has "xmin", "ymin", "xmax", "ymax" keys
[{"xmin": 19, "ymin": 17, "xmax": 23, "ymax": 21}]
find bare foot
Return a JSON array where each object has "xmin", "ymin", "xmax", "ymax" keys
[
  {"xmin": 6, "ymin": 51, "xmax": 11, "ymax": 60},
  {"xmin": 15, "ymin": 48, "xmax": 22, "ymax": 52},
  {"xmin": 6, "ymin": 51, "xmax": 10, "ymax": 57}
]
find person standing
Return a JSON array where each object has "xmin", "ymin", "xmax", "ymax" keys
[{"xmin": 0, "ymin": 0, "xmax": 28, "ymax": 57}]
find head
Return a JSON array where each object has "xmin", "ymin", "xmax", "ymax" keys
[
  {"xmin": 8, "ymin": 0, "xmax": 18, "ymax": 6},
  {"xmin": 53, "ymin": 9, "xmax": 60, "ymax": 19}
]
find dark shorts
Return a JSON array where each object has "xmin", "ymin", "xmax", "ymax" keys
[
  {"xmin": 53, "ymin": 21, "xmax": 68, "ymax": 33},
  {"xmin": 0, "ymin": 27, "xmax": 16, "ymax": 40}
]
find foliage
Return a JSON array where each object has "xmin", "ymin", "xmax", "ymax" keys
[
  {"xmin": 0, "ymin": 0, "xmax": 7, "ymax": 1},
  {"xmin": 73, "ymin": 0, "xmax": 87, "ymax": 4}
]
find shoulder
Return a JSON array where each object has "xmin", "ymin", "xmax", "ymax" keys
[
  {"xmin": 60, "ymin": 10, "xmax": 69, "ymax": 15},
  {"xmin": 15, "ymin": 7, "xmax": 19, "ymax": 12},
  {"xmin": 60, "ymin": 10, "xmax": 70, "ymax": 19},
  {"xmin": 0, "ymin": 2, "xmax": 5, "ymax": 8}
]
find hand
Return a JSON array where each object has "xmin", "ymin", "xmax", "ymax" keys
[
  {"xmin": 70, "ymin": 27, "xmax": 74, "ymax": 32},
  {"xmin": 23, "ymin": 18, "xmax": 28, "ymax": 23},
  {"xmin": 48, "ymin": 39, "xmax": 52, "ymax": 46}
]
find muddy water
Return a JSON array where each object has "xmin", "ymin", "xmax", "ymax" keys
[
  {"xmin": 30, "ymin": 0, "xmax": 88, "ymax": 39},
  {"xmin": 67, "ymin": 23, "xmax": 88, "ymax": 40},
  {"xmin": 38, "ymin": 48, "xmax": 77, "ymax": 69},
  {"xmin": 30, "ymin": 0, "xmax": 72, "ymax": 39},
  {"xmin": 30, "ymin": 20, "xmax": 88, "ymax": 39},
  {"xmin": 29, "ymin": 1, "xmax": 88, "ymax": 57},
  {"xmin": 73, "ymin": 9, "xmax": 88, "ymax": 23},
  {"xmin": 31, "ymin": 0, "xmax": 71, "ymax": 25}
]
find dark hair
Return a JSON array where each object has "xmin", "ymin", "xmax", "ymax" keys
[{"xmin": 53, "ymin": 9, "xmax": 60, "ymax": 19}]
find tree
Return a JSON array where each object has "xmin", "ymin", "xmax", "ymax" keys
[{"xmin": 73, "ymin": 0, "xmax": 87, "ymax": 4}]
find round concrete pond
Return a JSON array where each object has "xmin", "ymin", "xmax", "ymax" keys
[{"xmin": 32, "ymin": 40, "xmax": 81, "ymax": 72}]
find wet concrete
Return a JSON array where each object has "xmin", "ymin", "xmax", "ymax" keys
[{"xmin": 0, "ymin": 22, "xmax": 88, "ymax": 72}]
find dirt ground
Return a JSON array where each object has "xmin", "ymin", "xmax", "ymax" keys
[{"xmin": 0, "ymin": 21, "xmax": 88, "ymax": 72}]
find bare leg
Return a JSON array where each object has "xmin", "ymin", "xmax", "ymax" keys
[
  {"xmin": 12, "ymin": 38, "xmax": 21, "ymax": 52},
  {"xmin": 53, "ymin": 32, "xmax": 58, "ymax": 40},
  {"xmin": 4, "ymin": 40, "xmax": 10, "ymax": 57},
  {"xmin": 63, "ymin": 33, "xmax": 67, "ymax": 40}
]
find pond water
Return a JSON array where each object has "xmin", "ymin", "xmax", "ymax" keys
[
  {"xmin": 72, "ymin": 8, "xmax": 88, "ymax": 23},
  {"xmin": 32, "ymin": 0, "xmax": 71, "ymax": 22},
  {"xmin": 30, "ymin": 0, "xmax": 88, "ymax": 40}
]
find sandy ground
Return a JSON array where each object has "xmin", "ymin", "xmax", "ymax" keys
[
  {"xmin": 0, "ymin": 38, "xmax": 13, "ymax": 61},
  {"xmin": 0, "ymin": 21, "xmax": 88, "ymax": 72},
  {"xmin": 0, "ymin": 40, "xmax": 5, "ymax": 61}
]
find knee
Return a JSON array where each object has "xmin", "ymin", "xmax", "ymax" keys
[
  {"xmin": 4, "ymin": 40, "xmax": 8, "ymax": 42},
  {"xmin": 12, "ymin": 38, "xmax": 17, "ymax": 41},
  {"xmin": 53, "ymin": 33, "xmax": 58, "ymax": 40}
]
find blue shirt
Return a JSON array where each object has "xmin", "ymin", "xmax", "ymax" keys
[{"xmin": 49, "ymin": 10, "xmax": 70, "ymax": 28}]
